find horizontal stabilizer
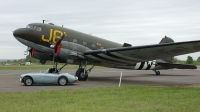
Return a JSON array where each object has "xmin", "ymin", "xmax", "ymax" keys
[{"xmin": 158, "ymin": 63, "xmax": 197, "ymax": 69}]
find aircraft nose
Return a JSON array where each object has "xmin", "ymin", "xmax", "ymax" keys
[{"xmin": 13, "ymin": 29, "xmax": 22, "ymax": 37}]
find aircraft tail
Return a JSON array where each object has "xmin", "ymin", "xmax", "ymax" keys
[
  {"xmin": 157, "ymin": 36, "xmax": 174, "ymax": 63},
  {"xmin": 155, "ymin": 36, "xmax": 197, "ymax": 70}
]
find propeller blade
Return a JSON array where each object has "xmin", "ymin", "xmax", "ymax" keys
[
  {"xmin": 24, "ymin": 47, "xmax": 34, "ymax": 56},
  {"xmin": 55, "ymin": 34, "xmax": 66, "ymax": 47},
  {"xmin": 51, "ymin": 34, "xmax": 66, "ymax": 72},
  {"xmin": 54, "ymin": 34, "xmax": 66, "ymax": 54}
]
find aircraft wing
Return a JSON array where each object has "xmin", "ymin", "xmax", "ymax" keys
[{"xmin": 84, "ymin": 40, "xmax": 200, "ymax": 65}]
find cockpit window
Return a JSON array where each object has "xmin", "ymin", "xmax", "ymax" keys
[
  {"xmin": 26, "ymin": 25, "xmax": 34, "ymax": 29},
  {"xmin": 36, "ymin": 27, "xmax": 42, "ymax": 31},
  {"xmin": 26, "ymin": 25, "xmax": 42, "ymax": 31},
  {"xmin": 33, "ymin": 26, "xmax": 37, "ymax": 30}
]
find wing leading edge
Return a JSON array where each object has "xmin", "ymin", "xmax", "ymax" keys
[{"xmin": 84, "ymin": 40, "xmax": 200, "ymax": 65}]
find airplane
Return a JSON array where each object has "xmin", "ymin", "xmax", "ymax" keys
[{"xmin": 13, "ymin": 22, "xmax": 200, "ymax": 81}]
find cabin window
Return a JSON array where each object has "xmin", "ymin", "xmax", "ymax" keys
[
  {"xmin": 73, "ymin": 39, "xmax": 77, "ymax": 43},
  {"xmin": 36, "ymin": 27, "xmax": 42, "ymax": 31},
  {"xmin": 92, "ymin": 44, "xmax": 96, "ymax": 48},
  {"xmin": 83, "ymin": 41, "xmax": 87, "ymax": 46}
]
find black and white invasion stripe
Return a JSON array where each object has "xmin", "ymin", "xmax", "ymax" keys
[{"xmin": 134, "ymin": 61, "xmax": 156, "ymax": 70}]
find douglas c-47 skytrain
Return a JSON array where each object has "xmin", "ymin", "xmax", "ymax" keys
[{"xmin": 13, "ymin": 22, "xmax": 199, "ymax": 81}]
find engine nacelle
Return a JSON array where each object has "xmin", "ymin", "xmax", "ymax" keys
[
  {"xmin": 55, "ymin": 41, "xmax": 91, "ymax": 63},
  {"xmin": 60, "ymin": 41, "xmax": 91, "ymax": 52},
  {"xmin": 30, "ymin": 49, "xmax": 53, "ymax": 64},
  {"xmin": 28, "ymin": 41, "xmax": 91, "ymax": 64}
]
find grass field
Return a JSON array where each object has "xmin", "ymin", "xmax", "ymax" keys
[
  {"xmin": 0, "ymin": 65, "xmax": 106, "ymax": 70},
  {"xmin": 0, "ymin": 86, "xmax": 199, "ymax": 112}
]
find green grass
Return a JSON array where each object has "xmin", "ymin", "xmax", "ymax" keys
[
  {"xmin": 0, "ymin": 65, "xmax": 106, "ymax": 70},
  {"xmin": 0, "ymin": 86, "xmax": 200, "ymax": 112}
]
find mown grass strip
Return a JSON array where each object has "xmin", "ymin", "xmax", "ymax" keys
[{"xmin": 0, "ymin": 86, "xmax": 199, "ymax": 112}]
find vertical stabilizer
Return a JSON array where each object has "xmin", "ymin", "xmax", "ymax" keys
[
  {"xmin": 158, "ymin": 36, "xmax": 174, "ymax": 63},
  {"xmin": 159, "ymin": 36, "xmax": 174, "ymax": 44}
]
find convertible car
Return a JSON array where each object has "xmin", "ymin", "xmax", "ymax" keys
[{"xmin": 20, "ymin": 69, "xmax": 78, "ymax": 86}]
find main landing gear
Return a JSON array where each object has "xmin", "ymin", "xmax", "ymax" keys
[
  {"xmin": 153, "ymin": 69, "xmax": 160, "ymax": 76},
  {"xmin": 75, "ymin": 60, "xmax": 95, "ymax": 81},
  {"xmin": 49, "ymin": 59, "xmax": 68, "ymax": 73}
]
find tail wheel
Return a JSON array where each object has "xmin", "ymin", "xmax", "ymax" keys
[
  {"xmin": 156, "ymin": 71, "xmax": 160, "ymax": 76},
  {"xmin": 58, "ymin": 76, "xmax": 68, "ymax": 86},
  {"xmin": 24, "ymin": 77, "xmax": 33, "ymax": 86},
  {"xmin": 75, "ymin": 68, "xmax": 88, "ymax": 81}
]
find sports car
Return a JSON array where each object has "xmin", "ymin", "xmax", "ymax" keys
[{"xmin": 20, "ymin": 69, "xmax": 78, "ymax": 86}]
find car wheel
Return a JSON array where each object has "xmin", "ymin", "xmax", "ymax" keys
[
  {"xmin": 58, "ymin": 77, "xmax": 68, "ymax": 86},
  {"xmin": 24, "ymin": 77, "xmax": 33, "ymax": 86}
]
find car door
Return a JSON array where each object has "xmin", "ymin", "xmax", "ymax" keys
[
  {"xmin": 32, "ymin": 73, "xmax": 45, "ymax": 83},
  {"xmin": 43, "ymin": 73, "xmax": 57, "ymax": 83}
]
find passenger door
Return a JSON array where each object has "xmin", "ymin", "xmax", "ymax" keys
[{"xmin": 43, "ymin": 73, "xmax": 57, "ymax": 84}]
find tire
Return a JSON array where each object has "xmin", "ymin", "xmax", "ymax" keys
[
  {"xmin": 58, "ymin": 76, "xmax": 68, "ymax": 86},
  {"xmin": 156, "ymin": 71, "xmax": 160, "ymax": 76},
  {"xmin": 75, "ymin": 68, "xmax": 88, "ymax": 81},
  {"xmin": 24, "ymin": 77, "xmax": 33, "ymax": 86}
]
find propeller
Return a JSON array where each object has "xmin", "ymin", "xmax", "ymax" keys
[
  {"xmin": 50, "ymin": 34, "xmax": 66, "ymax": 54},
  {"xmin": 51, "ymin": 34, "xmax": 66, "ymax": 70},
  {"xmin": 55, "ymin": 34, "xmax": 65, "ymax": 46},
  {"xmin": 24, "ymin": 47, "xmax": 34, "ymax": 57},
  {"xmin": 23, "ymin": 47, "xmax": 34, "ymax": 64}
]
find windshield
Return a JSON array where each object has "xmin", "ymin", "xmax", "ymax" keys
[
  {"xmin": 26, "ymin": 24, "xmax": 42, "ymax": 31},
  {"xmin": 26, "ymin": 25, "xmax": 34, "ymax": 29}
]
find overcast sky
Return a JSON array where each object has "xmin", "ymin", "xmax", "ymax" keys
[{"xmin": 1, "ymin": 0, "xmax": 200, "ymax": 60}]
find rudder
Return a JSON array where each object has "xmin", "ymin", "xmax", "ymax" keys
[{"xmin": 158, "ymin": 36, "xmax": 174, "ymax": 63}]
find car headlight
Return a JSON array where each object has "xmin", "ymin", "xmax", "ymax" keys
[
  {"xmin": 20, "ymin": 77, "xmax": 22, "ymax": 82},
  {"xmin": 75, "ymin": 76, "xmax": 78, "ymax": 80}
]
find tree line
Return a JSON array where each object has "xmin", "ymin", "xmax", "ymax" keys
[
  {"xmin": 173, "ymin": 56, "xmax": 200, "ymax": 65},
  {"xmin": 1, "ymin": 56, "xmax": 52, "ymax": 65},
  {"xmin": 2, "ymin": 56, "xmax": 200, "ymax": 65}
]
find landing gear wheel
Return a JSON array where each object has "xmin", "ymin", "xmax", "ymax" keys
[
  {"xmin": 58, "ymin": 77, "xmax": 68, "ymax": 86},
  {"xmin": 24, "ymin": 77, "xmax": 33, "ymax": 86},
  {"xmin": 156, "ymin": 71, "xmax": 160, "ymax": 76},
  {"xmin": 75, "ymin": 68, "xmax": 88, "ymax": 81}
]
